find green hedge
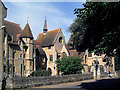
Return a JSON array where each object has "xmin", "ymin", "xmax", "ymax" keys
[{"xmin": 31, "ymin": 70, "xmax": 51, "ymax": 77}]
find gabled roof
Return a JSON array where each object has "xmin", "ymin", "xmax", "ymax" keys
[
  {"xmin": 33, "ymin": 40, "xmax": 46, "ymax": 55},
  {"xmin": 4, "ymin": 20, "xmax": 22, "ymax": 41},
  {"xmin": 36, "ymin": 28, "xmax": 61, "ymax": 47},
  {"xmin": 69, "ymin": 49, "xmax": 85, "ymax": 59},
  {"xmin": 1, "ymin": 2, "xmax": 7, "ymax": 10},
  {"xmin": 20, "ymin": 23, "xmax": 33, "ymax": 39}
]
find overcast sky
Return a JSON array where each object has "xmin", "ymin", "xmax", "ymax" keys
[{"xmin": 3, "ymin": 0, "xmax": 84, "ymax": 42}]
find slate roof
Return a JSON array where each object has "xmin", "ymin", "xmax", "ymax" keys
[
  {"xmin": 36, "ymin": 28, "xmax": 61, "ymax": 47},
  {"xmin": 20, "ymin": 23, "xmax": 33, "ymax": 39},
  {"xmin": 33, "ymin": 40, "xmax": 46, "ymax": 56},
  {"xmin": 4, "ymin": 20, "xmax": 22, "ymax": 41}
]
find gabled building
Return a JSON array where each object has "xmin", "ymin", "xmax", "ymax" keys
[
  {"xmin": 1, "ymin": 0, "xmax": 69, "ymax": 77},
  {"xmin": 36, "ymin": 18, "xmax": 69, "ymax": 76},
  {"xmin": 3, "ymin": 20, "xmax": 47, "ymax": 77},
  {"xmin": 0, "ymin": 0, "xmax": 7, "ymax": 89},
  {"xmin": 67, "ymin": 33, "xmax": 115, "ymax": 74}
]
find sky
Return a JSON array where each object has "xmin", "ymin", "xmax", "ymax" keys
[{"xmin": 3, "ymin": 0, "xmax": 85, "ymax": 42}]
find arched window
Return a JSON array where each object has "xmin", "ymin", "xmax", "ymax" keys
[
  {"xmin": 59, "ymin": 37, "xmax": 62, "ymax": 43},
  {"xmin": 62, "ymin": 52, "xmax": 67, "ymax": 58}
]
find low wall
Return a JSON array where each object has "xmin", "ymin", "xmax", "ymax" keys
[
  {"xmin": 6, "ymin": 73, "xmax": 93, "ymax": 89},
  {"xmin": 115, "ymin": 71, "xmax": 120, "ymax": 77}
]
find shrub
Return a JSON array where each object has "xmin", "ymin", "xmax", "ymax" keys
[
  {"xmin": 31, "ymin": 70, "xmax": 51, "ymax": 77},
  {"xmin": 56, "ymin": 57, "xmax": 83, "ymax": 75}
]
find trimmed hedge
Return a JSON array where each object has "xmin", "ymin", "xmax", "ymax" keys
[{"xmin": 31, "ymin": 70, "xmax": 51, "ymax": 77}]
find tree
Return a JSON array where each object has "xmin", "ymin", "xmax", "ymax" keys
[
  {"xmin": 115, "ymin": 56, "xmax": 120, "ymax": 71},
  {"xmin": 69, "ymin": 2, "xmax": 120, "ymax": 57},
  {"xmin": 55, "ymin": 57, "xmax": 83, "ymax": 75}
]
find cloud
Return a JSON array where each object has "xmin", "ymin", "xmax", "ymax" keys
[{"xmin": 4, "ymin": 2, "xmax": 74, "ymax": 41}]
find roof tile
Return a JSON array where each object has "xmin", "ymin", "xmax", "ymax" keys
[
  {"xmin": 20, "ymin": 23, "xmax": 33, "ymax": 39},
  {"xmin": 36, "ymin": 28, "xmax": 61, "ymax": 46}
]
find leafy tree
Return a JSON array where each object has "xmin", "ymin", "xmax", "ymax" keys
[
  {"xmin": 69, "ymin": 2, "xmax": 120, "ymax": 57},
  {"xmin": 55, "ymin": 57, "xmax": 83, "ymax": 75},
  {"xmin": 115, "ymin": 56, "xmax": 120, "ymax": 71}
]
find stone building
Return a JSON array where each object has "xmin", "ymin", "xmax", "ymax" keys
[
  {"xmin": 36, "ymin": 18, "xmax": 69, "ymax": 76},
  {"xmin": 3, "ymin": 20, "xmax": 47, "ymax": 77},
  {"xmin": 0, "ymin": 0, "xmax": 7, "ymax": 89},
  {"xmin": 67, "ymin": 33, "xmax": 115, "ymax": 74},
  {"xmin": 0, "ymin": 1, "xmax": 69, "ymax": 77},
  {"xmin": 82, "ymin": 50, "xmax": 115, "ymax": 74}
]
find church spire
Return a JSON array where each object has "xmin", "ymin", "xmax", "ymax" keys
[{"xmin": 43, "ymin": 17, "xmax": 48, "ymax": 34}]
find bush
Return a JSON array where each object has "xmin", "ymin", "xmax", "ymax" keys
[
  {"xmin": 31, "ymin": 70, "xmax": 51, "ymax": 77},
  {"xmin": 56, "ymin": 57, "xmax": 83, "ymax": 75}
]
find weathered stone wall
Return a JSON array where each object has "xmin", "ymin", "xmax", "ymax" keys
[{"xmin": 6, "ymin": 73, "xmax": 93, "ymax": 89}]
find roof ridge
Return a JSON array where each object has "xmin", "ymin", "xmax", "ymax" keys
[
  {"xmin": 38, "ymin": 28, "xmax": 61, "ymax": 35},
  {"xmin": 52, "ymin": 28, "xmax": 61, "ymax": 44},
  {"xmin": 20, "ymin": 23, "xmax": 33, "ymax": 39},
  {"xmin": 4, "ymin": 20, "xmax": 20, "ymax": 26}
]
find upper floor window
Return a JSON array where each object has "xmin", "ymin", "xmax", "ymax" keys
[
  {"xmin": 48, "ymin": 46, "xmax": 51, "ymax": 49},
  {"xmin": 26, "ymin": 38, "xmax": 27, "ymax": 41},
  {"xmin": 24, "ymin": 54, "xmax": 25, "ymax": 58},
  {"xmin": 50, "ymin": 55, "xmax": 53, "ymax": 61},
  {"xmin": 59, "ymin": 37, "xmax": 62, "ymax": 43},
  {"xmin": 20, "ymin": 53, "xmax": 22, "ymax": 58},
  {"xmin": 19, "ymin": 41, "xmax": 21, "ymax": 45},
  {"xmin": 30, "ymin": 62, "xmax": 32, "ymax": 66},
  {"xmin": 88, "ymin": 52, "xmax": 92, "ymax": 57}
]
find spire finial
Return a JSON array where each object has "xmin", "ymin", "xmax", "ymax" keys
[
  {"xmin": 43, "ymin": 17, "xmax": 48, "ymax": 34},
  {"xmin": 27, "ymin": 17, "xmax": 29, "ymax": 24}
]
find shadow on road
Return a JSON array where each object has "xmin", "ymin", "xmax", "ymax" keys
[{"xmin": 77, "ymin": 78, "xmax": 120, "ymax": 89}]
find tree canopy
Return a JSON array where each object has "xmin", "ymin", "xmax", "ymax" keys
[
  {"xmin": 69, "ymin": 2, "xmax": 120, "ymax": 57},
  {"xmin": 55, "ymin": 57, "xmax": 83, "ymax": 75}
]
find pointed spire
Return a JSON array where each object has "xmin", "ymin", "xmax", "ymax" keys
[
  {"xmin": 43, "ymin": 17, "xmax": 48, "ymax": 34},
  {"xmin": 20, "ymin": 23, "xmax": 33, "ymax": 39}
]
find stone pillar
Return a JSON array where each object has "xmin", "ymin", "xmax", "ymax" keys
[
  {"xmin": 104, "ymin": 64, "xmax": 107, "ymax": 72},
  {"xmin": 33, "ymin": 48, "xmax": 36, "ymax": 71},
  {"xmin": 54, "ymin": 44, "xmax": 57, "ymax": 76},
  {"xmin": 11, "ymin": 36, "xmax": 14, "ymax": 77},
  {"xmin": 6, "ymin": 34, "xmax": 9, "ymax": 77},
  {"xmin": 0, "ymin": 1, "xmax": 7, "ymax": 89},
  {"xmin": 21, "ymin": 42, "xmax": 24, "ymax": 77},
  {"xmin": 0, "ymin": 27, "xmax": 4, "ymax": 89},
  {"xmin": 92, "ymin": 58, "xmax": 100, "ymax": 80}
]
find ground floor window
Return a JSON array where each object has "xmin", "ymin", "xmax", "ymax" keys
[{"xmin": 50, "ymin": 55, "xmax": 53, "ymax": 61}]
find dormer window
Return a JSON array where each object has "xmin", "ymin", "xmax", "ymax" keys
[{"xmin": 59, "ymin": 37, "xmax": 62, "ymax": 43}]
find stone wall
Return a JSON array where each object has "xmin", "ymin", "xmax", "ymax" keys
[{"xmin": 6, "ymin": 73, "xmax": 93, "ymax": 89}]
